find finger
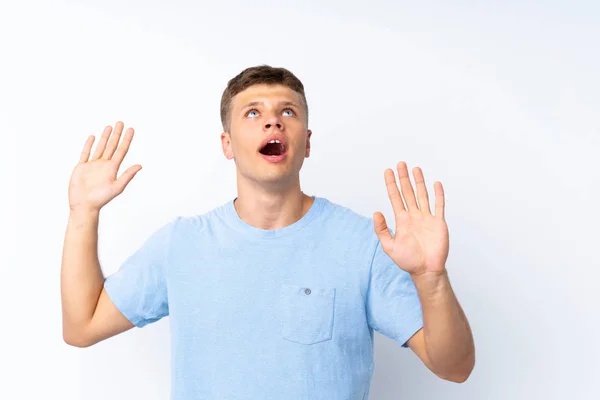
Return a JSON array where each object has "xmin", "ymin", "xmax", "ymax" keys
[
  {"xmin": 112, "ymin": 127, "xmax": 135, "ymax": 166},
  {"xmin": 113, "ymin": 164, "xmax": 142, "ymax": 195},
  {"xmin": 91, "ymin": 125, "xmax": 112, "ymax": 160},
  {"xmin": 434, "ymin": 181, "xmax": 445, "ymax": 219},
  {"xmin": 102, "ymin": 121, "xmax": 125, "ymax": 160},
  {"xmin": 373, "ymin": 212, "xmax": 394, "ymax": 253},
  {"xmin": 384, "ymin": 168, "xmax": 406, "ymax": 216},
  {"xmin": 79, "ymin": 135, "xmax": 95, "ymax": 163},
  {"xmin": 413, "ymin": 166, "xmax": 431, "ymax": 215},
  {"xmin": 397, "ymin": 161, "xmax": 419, "ymax": 212}
]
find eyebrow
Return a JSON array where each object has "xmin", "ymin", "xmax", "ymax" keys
[{"xmin": 240, "ymin": 101, "xmax": 301, "ymax": 110}]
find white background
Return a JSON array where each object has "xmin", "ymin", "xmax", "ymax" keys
[{"xmin": 1, "ymin": 0, "xmax": 599, "ymax": 399}]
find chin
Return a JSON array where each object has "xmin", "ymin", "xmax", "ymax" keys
[{"xmin": 257, "ymin": 170, "xmax": 296, "ymax": 186}]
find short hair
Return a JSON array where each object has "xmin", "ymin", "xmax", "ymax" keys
[{"xmin": 220, "ymin": 65, "xmax": 308, "ymax": 132}]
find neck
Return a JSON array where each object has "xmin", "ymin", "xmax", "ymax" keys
[{"xmin": 233, "ymin": 176, "xmax": 314, "ymax": 231}]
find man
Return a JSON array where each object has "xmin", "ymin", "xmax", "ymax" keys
[{"xmin": 61, "ymin": 65, "xmax": 475, "ymax": 399}]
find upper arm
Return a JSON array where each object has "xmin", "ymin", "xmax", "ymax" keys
[
  {"xmin": 75, "ymin": 217, "xmax": 176, "ymax": 347},
  {"xmin": 406, "ymin": 328, "xmax": 434, "ymax": 371},
  {"xmin": 81, "ymin": 287, "xmax": 135, "ymax": 347},
  {"xmin": 366, "ymin": 237, "xmax": 424, "ymax": 348},
  {"xmin": 99, "ymin": 218, "xmax": 177, "ymax": 332},
  {"xmin": 408, "ymin": 328, "xmax": 457, "ymax": 381}
]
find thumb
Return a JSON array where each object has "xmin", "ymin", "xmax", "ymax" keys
[
  {"xmin": 373, "ymin": 211, "xmax": 394, "ymax": 253},
  {"xmin": 114, "ymin": 164, "xmax": 142, "ymax": 195}
]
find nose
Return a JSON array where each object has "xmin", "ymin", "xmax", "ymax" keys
[{"xmin": 264, "ymin": 113, "xmax": 284, "ymax": 131}]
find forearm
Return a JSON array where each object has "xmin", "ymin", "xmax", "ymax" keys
[
  {"xmin": 412, "ymin": 270, "xmax": 475, "ymax": 381},
  {"xmin": 60, "ymin": 210, "xmax": 105, "ymax": 341}
]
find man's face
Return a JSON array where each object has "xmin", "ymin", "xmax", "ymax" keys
[{"xmin": 221, "ymin": 84, "xmax": 312, "ymax": 187}]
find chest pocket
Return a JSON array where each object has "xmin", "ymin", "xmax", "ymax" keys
[{"xmin": 280, "ymin": 283, "xmax": 336, "ymax": 345}]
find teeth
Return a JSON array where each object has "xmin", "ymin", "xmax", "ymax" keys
[{"xmin": 269, "ymin": 139, "xmax": 281, "ymax": 144}]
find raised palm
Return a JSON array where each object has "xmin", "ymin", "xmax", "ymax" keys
[
  {"xmin": 69, "ymin": 121, "xmax": 142, "ymax": 212},
  {"xmin": 373, "ymin": 162, "xmax": 449, "ymax": 277}
]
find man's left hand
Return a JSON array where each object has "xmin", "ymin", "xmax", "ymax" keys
[{"xmin": 374, "ymin": 161, "xmax": 449, "ymax": 277}]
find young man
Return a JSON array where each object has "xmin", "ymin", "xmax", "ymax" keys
[{"xmin": 61, "ymin": 65, "xmax": 475, "ymax": 399}]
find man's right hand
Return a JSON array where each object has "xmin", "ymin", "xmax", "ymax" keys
[{"xmin": 68, "ymin": 121, "xmax": 142, "ymax": 212}]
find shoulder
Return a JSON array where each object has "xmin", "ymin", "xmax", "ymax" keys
[
  {"xmin": 318, "ymin": 197, "xmax": 378, "ymax": 241},
  {"xmin": 170, "ymin": 200, "xmax": 231, "ymax": 234}
]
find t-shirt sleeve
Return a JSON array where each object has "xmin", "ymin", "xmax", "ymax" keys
[
  {"xmin": 103, "ymin": 218, "xmax": 178, "ymax": 328},
  {"xmin": 366, "ymin": 234, "xmax": 424, "ymax": 348}
]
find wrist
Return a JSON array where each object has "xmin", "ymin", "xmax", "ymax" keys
[
  {"xmin": 69, "ymin": 207, "xmax": 100, "ymax": 221},
  {"xmin": 411, "ymin": 269, "xmax": 449, "ymax": 295}
]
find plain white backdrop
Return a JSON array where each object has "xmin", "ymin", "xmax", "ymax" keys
[{"xmin": 1, "ymin": 0, "xmax": 599, "ymax": 399}]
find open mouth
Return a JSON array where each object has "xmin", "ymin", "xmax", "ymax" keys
[{"xmin": 259, "ymin": 140, "xmax": 287, "ymax": 156}]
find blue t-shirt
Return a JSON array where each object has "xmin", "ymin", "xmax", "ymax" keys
[{"xmin": 104, "ymin": 196, "xmax": 424, "ymax": 400}]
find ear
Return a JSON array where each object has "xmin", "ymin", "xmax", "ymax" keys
[
  {"xmin": 221, "ymin": 131, "xmax": 234, "ymax": 160},
  {"xmin": 305, "ymin": 129, "xmax": 312, "ymax": 158}
]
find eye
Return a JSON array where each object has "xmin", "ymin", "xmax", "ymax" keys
[
  {"xmin": 246, "ymin": 109, "xmax": 259, "ymax": 118},
  {"xmin": 282, "ymin": 108, "xmax": 295, "ymax": 117}
]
